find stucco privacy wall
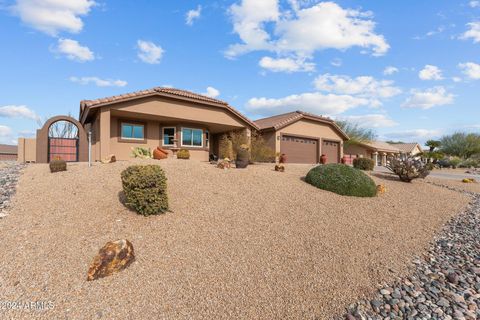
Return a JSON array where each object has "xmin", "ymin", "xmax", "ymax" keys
[
  {"xmin": 17, "ymin": 138, "xmax": 37, "ymax": 162},
  {"xmin": 273, "ymin": 119, "xmax": 345, "ymax": 157}
]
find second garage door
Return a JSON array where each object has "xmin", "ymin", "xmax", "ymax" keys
[
  {"xmin": 322, "ymin": 140, "xmax": 340, "ymax": 164},
  {"xmin": 280, "ymin": 135, "xmax": 318, "ymax": 164}
]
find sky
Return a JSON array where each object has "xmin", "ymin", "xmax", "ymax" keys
[{"xmin": 0, "ymin": 0, "xmax": 479, "ymax": 146}]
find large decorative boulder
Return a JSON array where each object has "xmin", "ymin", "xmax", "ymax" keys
[
  {"xmin": 101, "ymin": 154, "xmax": 116, "ymax": 164},
  {"xmin": 87, "ymin": 239, "xmax": 135, "ymax": 281}
]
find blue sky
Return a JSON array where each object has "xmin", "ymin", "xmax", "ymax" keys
[{"xmin": 0, "ymin": 0, "xmax": 479, "ymax": 145}]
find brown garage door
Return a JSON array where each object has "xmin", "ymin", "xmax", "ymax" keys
[
  {"xmin": 280, "ymin": 135, "xmax": 318, "ymax": 164},
  {"xmin": 322, "ymin": 140, "xmax": 340, "ymax": 164}
]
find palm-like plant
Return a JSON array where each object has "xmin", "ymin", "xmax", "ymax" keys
[{"xmin": 336, "ymin": 120, "xmax": 376, "ymax": 146}]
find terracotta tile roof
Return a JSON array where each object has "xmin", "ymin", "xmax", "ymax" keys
[
  {"xmin": 254, "ymin": 110, "xmax": 349, "ymax": 140},
  {"xmin": 390, "ymin": 142, "xmax": 421, "ymax": 154},
  {"xmin": 0, "ymin": 144, "xmax": 18, "ymax": 155},
  {"xmin": 79, "ymin": 87, "xmax": 258, "ymax": 129}
]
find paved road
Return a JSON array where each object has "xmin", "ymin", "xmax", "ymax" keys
[{"xmin": 374, "ymin": 166, "xmax": 479, "ymax": 181}]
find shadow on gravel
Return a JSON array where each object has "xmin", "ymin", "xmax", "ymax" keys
[{"xmin": 370, "ymin": 172, "xmax": 401, "ymax": 182}]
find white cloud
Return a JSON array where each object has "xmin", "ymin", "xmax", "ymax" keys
[
  {"xmin": 383, "ymin": 129, "xmax": 441, "ymax": 142},
  {"xmin": 259, "ymin": 56, "xmax": 315, "ymax": 72},
  {"xmin": 470, "ymin": 1, "xmax": 480, "ymax": 8},
  {"xmin": 452, "ymin": 76, "xmax": 462, "ymax": 83},
  {"xmin": 330, "ymin": 58, "xmax": 342, "ymax": 67},
  {"xmin": 137, "ymin": 40, "xmax": 164, "ymax": 64},
  {"xmin": 383, "ymin": 66, "xmax": 399, "ymax": 75},
  {"xmin": 0, "ymin": 125, "xmax": 13, "ymax": 137},
  {"xmin": 0, "ymin": 105, "xmax": 40, "ymax": 121},
  {"xmin": 55, "ymin": 38, "xmax": 94, "ymax": 62},
  {"xmin": 186, "ymin": 5, "xmax": 201, "ymax": 26},
  {"xmin": 459, "ymin": 62, "xmax": 480, "ymax": 79},
  {"xmin": 418, "ymin": 65, "xmax": 444, "ymax": 80},
  {"xmin": 402, "ymin": 86, "xmax": 454, "ymax": 109},
  {"xmin": 461, "ymin": 21, "xmax": 480, "ymax": 43},
  {"xmin": 226, "ymin": 1, "xmax": 389, "ymax": 72},
  {"xmin": 341, "ymin": 114, "xmax": 398, "ymax": 128},
  {"xmin": 13, "ymin": 0, "xmax": 96, "ymax": 36},
  {"xmin": 69, "ymin": 76, "xmax": 127, "ymax": 87},
  {"xmin": 203, "ymin": 86, "xmax": 220, "ymax": 98},
  {"xmin": 313, "ymin": 74, "xmax": 402, "ymax": 99},
  {"xmin": 246, "ymin": 92, "xmax": 370, "ymax": 116}
]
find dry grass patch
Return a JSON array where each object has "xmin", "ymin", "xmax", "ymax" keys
[{"xmin": 0, "ymin": 160, "xmax": 469, "ymax": 319}]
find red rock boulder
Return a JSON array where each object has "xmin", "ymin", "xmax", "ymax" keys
[{"xmin": 87, "ymin": 239, "xmax": 135, "ymax": 281}]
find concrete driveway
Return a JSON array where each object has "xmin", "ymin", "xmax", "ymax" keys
[{"xmin": 374, "ymin": 166, "xmax": 479, "ymax": 181}]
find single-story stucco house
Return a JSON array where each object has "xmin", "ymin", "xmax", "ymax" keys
[
  {"xmin": 79, "ymin": 87, "xmax": 259, "ymax": 162},
  {"xmin": 0, "ymin": 144, "xmax": 18, "ymax": 161},
  {"xmin": 254, "ymin": 111, "xmax": 349, "ymax": 164},
  {"xmin": 344, "ymin": 141, "xmax": 401, "ymax": 166},
  {"xmin": 18, "ymin": 87, "xmax": 353, "ymax": 164},
  {"xmin": 393, "ymin": 142, "xmax": 423, "ymax": 157}
]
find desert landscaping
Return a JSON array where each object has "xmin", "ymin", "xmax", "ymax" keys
[{"xmin": 0, "ymin": 159, "xmax": 475, "ymax": 319}]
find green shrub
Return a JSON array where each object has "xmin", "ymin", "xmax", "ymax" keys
[
  {"xmin": 449, "ymin": 157, "xmax": 461, "ymax": 169},
  {"xmin": 459, "ymin": 158, "xmax": 480, "ymax": 168},
  {"xmin": 49, "ymin": 159, "xmax": 67, "ymax": 173},
  {"xmin": 352, "ymin": 157, "xmax": 374, "ymax": 171},
  {"xmin": 177, "ymin": 149, "xmax": 190, "ymax": 159},
  {"xmin": 121, "ymin": 165, "xmax": 169, "ymax": 216},
  {"xmin": 131, "ymin": 147, "xmax": 152, "ymax": 159},
  {"xmin": 305, "ymin": 164, "xmax": 377, "ymax": 197}
]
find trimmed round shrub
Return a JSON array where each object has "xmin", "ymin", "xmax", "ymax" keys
[
  {"xmin": 353, "ymin": 157, "xmax": 374, "ymax": 171},
  {"xmin": 177, "ymin": 149, "xmax": 190, "ymax": 159},
  {"xmin": 121, "ymin": 165, "xmax": 169, "ymax": 216},
  {"xmin": 305, "ymin": 164, "xmax": 377, "ymax": 197}
]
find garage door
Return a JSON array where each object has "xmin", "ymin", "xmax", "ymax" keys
[
  {"xmin": 322, "ymin": 140, "xmax": 340, "ymax": 164},
  {"xmin": 280, "ymin": 135, "xmax": 318, "ymax": 164}
]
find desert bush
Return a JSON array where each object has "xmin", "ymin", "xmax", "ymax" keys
[
  {"xmin": 131, "ymin": 147, "xmax": 152, "ymax": 159},
  {"xmin": 177, "ymin": 149, "xmax": 190, "ymax": 159},
  {"xmin": 352, "ymin": 158, "xmax": 374, "ymax": 171},
  {"xmin": 459, "ymin": 158, "xmax": 480, "ymax": 168},
  {"xmin": 121, "ymin": 165, "xmax": 168, "ymax": 216},
  {"xmin": 448, "ymin": 157, "xmax": 462, "ymax": 169},
  {"xmin": 219, "ymin": 135, "xmax": 234, "ymax": 160},
  {"xmin": 305, "ymin": 164, "xmax": 377, "ymax": 197},
  {"xmin": 49, "ymin": 159, "xmax": 67, "ymax": 173},
  {"xmin": 250, "ymin": 131, "xmax": 275, "ymax": 162},
  {"xmin": 386, "ymin": 157, "xmax": 430, "ymax": 182}
]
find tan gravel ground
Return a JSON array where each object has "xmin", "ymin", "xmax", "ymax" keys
[
  {"xmin": 425, "ymin": 176, "xmax": 480, "ymax": 194},
  {"xmin": 0, "ymin": 160, "xmax": 470, "ymax": 319}
]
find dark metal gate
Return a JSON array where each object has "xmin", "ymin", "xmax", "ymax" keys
[{"xmin": 48, "ymin": 137, "xmax": 79, "ymax": 162}]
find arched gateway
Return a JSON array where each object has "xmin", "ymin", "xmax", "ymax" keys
[{"xmin": 36, "ymin": 116, "xmax": 88, "ymax": 163}]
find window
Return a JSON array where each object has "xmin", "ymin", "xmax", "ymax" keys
[
  {"xmin": 181, "ymin": 128, "xmax": 203, "ymax": 147},
  {"xmin": 163, "ymin": 127, "xmax": 176, "ymax": 146},
  {"xmin": 121, "ymin": 123, "xmax": 144, "ymax": 140},
  {"xmin": 205, "ymin": 131, "xmax": 209, "ymax": 148}
]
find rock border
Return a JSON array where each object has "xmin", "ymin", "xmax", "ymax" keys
[
  {"xmin": 0, "ymin": 162, "xmax": 26, "ymax": 218},
  {"xmin": 341, "ymin": 182, "xmax": 480, "ymax": 320}
]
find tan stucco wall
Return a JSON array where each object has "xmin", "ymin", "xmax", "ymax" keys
[
  {"xmin": 105, "ymin": 96, "xmax": 246, "ymax": 128},
  {"xmin": 18, "ymin": 138, "xmax": 36, "ymax": 162},
  {"xmin": 271, "ymin": 119, "xmax": 345, "ymax": 158},
  {"xmin": 344, "ymin": 144, "xmax": 373, "ymax": 158}
]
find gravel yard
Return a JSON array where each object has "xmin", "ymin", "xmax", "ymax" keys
[{"xmin": 0, "ymin": 160, "xmax": 470, "ymax": 319}]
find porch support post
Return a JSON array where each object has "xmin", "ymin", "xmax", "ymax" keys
[
  {"xmin": 373, "ymin": 152, "xmax": 378, "ymax": 166},
  {"xmin": 100, "ymin": 108, "xmax": 110, "ymax": 160},
  {"xmin": 382, "ymin": 152, "xmax": 387, "ymax": 166}
]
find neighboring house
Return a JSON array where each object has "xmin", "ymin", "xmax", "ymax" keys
[
  {"xmin": 79, "ymin": 87, "xmax": 258, "ymax": 161},
  {"xmin": 391, "ymin": 142, "xmax": 423, "ymax": 157},
  {"xmin": 344, "ymin": 141, "xmax": 401, "ymax": 166},
  {"xmin": 0, "ymin": 144, "xmax": 18, "ymax": 161},
  {"xmin": 254, "ymin": 111, "xmax": 349, "ymax": 164}
]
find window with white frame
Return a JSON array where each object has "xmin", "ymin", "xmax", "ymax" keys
[
  {"xmin": 121, "ymin": 123, "xmax": 144, "ymax": 140},
  {"xmin": 181, "ymin": 128, "xmax": 203, "ymax": 147},
  {"xmin": 163, "ymin": 127, "xmax": 176, "ymax": 146}
]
